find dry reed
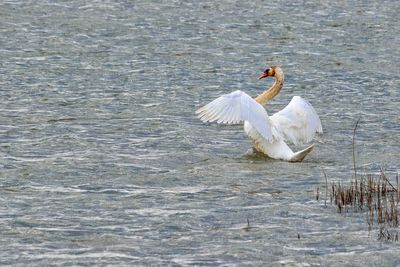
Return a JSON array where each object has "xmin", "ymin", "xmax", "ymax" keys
[
  {"xmin": 317, "ymin": 119, "xmax": 399, "ymax": 241},
  {"xmin": 328, "ymin": 171, "xmax": 399, "ymax": 241}
]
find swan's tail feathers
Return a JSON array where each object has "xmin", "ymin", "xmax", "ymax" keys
[{"xmin": 289, "ymin": 144, "xmax": 315, "ymax": 162}]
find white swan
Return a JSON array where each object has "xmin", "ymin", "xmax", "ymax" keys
[{"xmin": 196, "ymin": 66, "xmax": 322, "ymax": 162}]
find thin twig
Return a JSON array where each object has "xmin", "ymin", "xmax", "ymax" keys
[
  {"xmin": 322, "ymin": 168, "xmax": 328, "ymax": 207},
  {"xmin": 352, "ymin": 118, "xmax": 361, "ymax": 181},
  {"xmin": 380, "ymin": 166, "xmax": 398, "ymax": 192},
  {"xmin": 397, "ymin": 173, "xmax": 399, "ymax": 203}
]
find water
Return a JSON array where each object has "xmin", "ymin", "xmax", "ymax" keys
[{"xmin": 1, "ymin": 0, "xmax": 399, "ymax": 265}]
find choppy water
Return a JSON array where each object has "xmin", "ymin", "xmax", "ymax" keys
[{"xmin": 1, "ymin": 0, "xmax": 399, "ymax": 266}]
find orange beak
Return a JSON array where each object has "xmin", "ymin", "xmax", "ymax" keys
[{"xmin": 258, "ymin": 72, "xmax": 269, "ymax": 80}]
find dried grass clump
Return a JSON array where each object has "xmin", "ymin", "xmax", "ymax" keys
[
  {"xmin": 328, "ymin": 171, "xmax": 399, "ymax": 241},
  {"xmin": 316, "ymin": 119, "xmax": 399, "ymax": 241}
]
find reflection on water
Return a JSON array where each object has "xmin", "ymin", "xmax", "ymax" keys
[{"xmin": 0, "ymin": 0, "xmax": 399, "ymax": 265}]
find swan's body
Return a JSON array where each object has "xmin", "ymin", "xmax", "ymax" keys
[{"xmin": 196, "ymin": 66, "xmax": 322, "ymax": 162}]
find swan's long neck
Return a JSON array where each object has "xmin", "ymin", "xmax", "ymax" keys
[{"xmin": 255, "ymin": 67, "xmax": 284, "ymax": 106}]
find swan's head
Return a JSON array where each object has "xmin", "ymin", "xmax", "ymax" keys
[{"xmin": 258, "ymin": 66, "xmax": 277, "ymax": 79}]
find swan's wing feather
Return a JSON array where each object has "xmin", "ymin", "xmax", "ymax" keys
[
  {"xmin": 270, "ymin": 96, "xmax": 322, "ymax": 145},
  {"xmin": 196, "ymin": 90, "xmax": 275, "ymax": 141}
]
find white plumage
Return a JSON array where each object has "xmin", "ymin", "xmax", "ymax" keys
[
  {"xmin": 196, "ymin": 66, "xmax": 323, "ymax": 162},
  {"xmin": 270, "ymin": 96, "xmax": 322, "ymax": 146},
  {"xmin": 196, "ymin": 90, "xmax": 278, "ymax": 142}
]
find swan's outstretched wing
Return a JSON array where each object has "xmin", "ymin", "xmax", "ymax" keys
[
  {"xmin": 196, "ymin": 90, "xmax": 276, "ymax": 142},
  {"xmin": 270, "ymin": 96, "xmax": 322, "ymax": 145}
]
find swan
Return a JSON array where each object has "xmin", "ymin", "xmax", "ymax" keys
[{"xmin": 196, "ymin": 66, "xmax": 322, "ymax": 162}]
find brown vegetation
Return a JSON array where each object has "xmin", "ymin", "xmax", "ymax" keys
[
  {"xmin": 316, "ymin": 119, "xmax": 399, "ymax": 241},
  {"xmin": 329, "ymin": 171, "xmax": 399, "ymax": 241}
]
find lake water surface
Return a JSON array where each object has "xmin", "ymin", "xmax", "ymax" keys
[{"xmin": 1, "ymin": 0, "xmax": 399, "ymax": 266}]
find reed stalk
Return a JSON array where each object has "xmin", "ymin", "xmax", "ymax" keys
[{"xmin": 318, "ymin": 119, "xmax": 399, "ymax": 241}]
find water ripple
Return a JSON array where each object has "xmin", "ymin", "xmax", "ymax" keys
[{"xmin": 1, "ymin": 0, "xmax": 399, "ymax": 265}]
